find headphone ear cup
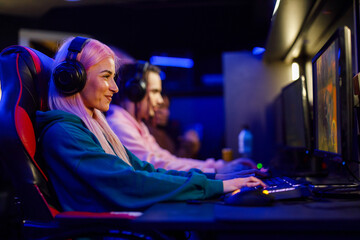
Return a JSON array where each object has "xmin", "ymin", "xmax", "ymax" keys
[
  {"xmin": 125, "ymin": 78, "xmax": 147, "ymax": 102},
  {"xmin": 53, "ymin": 60, "xmax": 87, "ymax": 96}
]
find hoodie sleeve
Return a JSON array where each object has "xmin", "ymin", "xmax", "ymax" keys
[{"xmin": 40, "ymin": 121, "xmax": 223, "ymax": 211}]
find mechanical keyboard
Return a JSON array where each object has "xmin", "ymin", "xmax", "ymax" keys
[{"xmin": 256, "ymin": 176, "xmax": 312, "ymax": 200}]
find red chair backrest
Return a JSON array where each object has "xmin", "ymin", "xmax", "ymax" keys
[{"xmin": 0, "ymin": 46, "xmax": 59, "ymax": 221}]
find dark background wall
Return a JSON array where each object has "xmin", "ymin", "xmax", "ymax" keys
[{"xmin": 223, "ymin": 51, "xmax": 291, "ymax": 166}]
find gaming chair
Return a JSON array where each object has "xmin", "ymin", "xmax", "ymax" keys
[{"xmin": 0, "ymin": 45, "xmax": 162, "ymax": 240}]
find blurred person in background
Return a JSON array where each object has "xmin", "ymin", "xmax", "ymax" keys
[
  {"xmin": 107, "ymin": 61, "xmax": 261, "ymax": 175},
  {"xmin": 146, "ymin": 93, "xmax": 201, "ymax": 159}
]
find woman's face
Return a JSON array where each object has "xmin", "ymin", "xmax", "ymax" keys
[
  {"xmin": 154, "ymin": 96, "xmax": 170, "ymax": 126},
  {"xmin": 146, "ymin": 71, "xmax": 164, "ymax": 117},
  {"xmin": 136, "ymin": 71, "xmax": 164, "ymax": 121},
  {"xmin": 136, "ymin": 71, "xmax": 163, "ymax": 121},
  {"xmin": 80, "ymin": 57, "xmax": 118, "ymax": 116}
]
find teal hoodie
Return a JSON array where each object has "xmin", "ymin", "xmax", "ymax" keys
[{"xmin": 36, "ymin": 110, "xmax": 223, "ymax": 211}]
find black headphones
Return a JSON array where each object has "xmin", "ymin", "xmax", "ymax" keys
[
  {"xmin": 53, "ymin": 36, "xmax": 90, "ymax": 96},
  {"xmin": 123, "ymin": 61, "xmax": 149, "ymax": 103}
]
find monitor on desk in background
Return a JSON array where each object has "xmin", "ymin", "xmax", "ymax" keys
[
  {"xmin": 282, "ymin": 76, "xmax": 312, "ymax": 151},
  {"xmin": 277, "ymin": 76, "xmax": 314, "ymax": 176},
  {"xmin": 312, "ymin": 26, "xmax": 356, "ymax": 180}
]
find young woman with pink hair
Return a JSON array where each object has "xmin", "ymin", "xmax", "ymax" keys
[{"xmin": 36, "ymin": 37, "xmax": 265, "ymax": 212}]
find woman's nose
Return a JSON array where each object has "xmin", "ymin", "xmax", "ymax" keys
[
  {"xmin": 110, "ymin": 78, "xmax": 119, "ymax": 93},
  {"xmin": 158, "ymin": 94, "xmax": 164, "ymax": 104}
]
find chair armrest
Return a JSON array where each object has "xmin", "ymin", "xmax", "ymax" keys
[
  {"xmin": 55, "ymin": 211, "xmax": 142, "ymax": 220},
  {"xmin": 54, "ymin": 211, "xmax": 143, "ymax": 225}
]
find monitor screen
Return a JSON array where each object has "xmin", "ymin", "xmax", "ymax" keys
[
  {"xmin": 312, "ymin": 26, "xmax": 353, "ymax": 164},
  {"xmin": 282, "ymin": 77, "xmax": 311, "ymax": 150},
  {"xmin": 314, "ymin": 40, "xmax": 340, "ymax": 154}
]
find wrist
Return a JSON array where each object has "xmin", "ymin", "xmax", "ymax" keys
[{"xmin": 223, "ymin": 180, "xmax": 237, "ymax": 193}]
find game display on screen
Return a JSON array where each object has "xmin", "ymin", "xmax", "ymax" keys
[{"xmin": 314, "ymin": 41, "xmax": 340, "ymax": 154}]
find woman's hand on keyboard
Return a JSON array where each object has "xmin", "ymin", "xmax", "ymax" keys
[
  {"xmin": 216, "ymin": 158, "xmax": 257, "ymax": 174},
  {"xmin": 222, "ymin": 176, "xmax": 267, "ymax": 193},
  {"xmin": 215, "ymin": 169, "xmax": 269, "ymax": 180}
]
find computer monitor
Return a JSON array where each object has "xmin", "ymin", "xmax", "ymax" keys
[
  {"xmin": 273, "ymin": 76, "xmax": 315, "ymax": 176},
  {"xmin": 282, "ymin": 76, "xmax": 312, "ymax": 150},
  {"xmin": 273, "ymin": 94, "xmax": 285, "ymax": 148},
  {"xmin": 312, "ymin": 26, "xmax": 353, "ymax": 169}
]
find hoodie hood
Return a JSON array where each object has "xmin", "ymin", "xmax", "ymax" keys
[{"xmin": 36, "ymin": 110, "xmax": 86, "ymax": 139}]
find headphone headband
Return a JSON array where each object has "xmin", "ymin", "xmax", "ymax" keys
[
  {"xmin": 66, "ymin": 37, "xmax": 90, "ymax": 61},
  {"xmin": 138, "ymin": 61, "xmax": 149, "ymax": 75}
]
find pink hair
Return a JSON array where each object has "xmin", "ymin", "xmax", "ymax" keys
[{"xmin": 48, "ymin": 37, "xmax": 130, "ymax": 165}]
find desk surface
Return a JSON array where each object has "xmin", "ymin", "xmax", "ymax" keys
[
  {"xmin": 134, "ymin": 202, "xmax": 216, "ymax": 231},
  {"xmin": 134, "ymin": 199, "xmax": 360, "ymax": 233}
]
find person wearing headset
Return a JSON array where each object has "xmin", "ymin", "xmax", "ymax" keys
[
  {"xmin": 36, "ymin": 36, "xmax": 266, "ymax": 212},
  {"xmin": 106, "ymin": 61, "xmax": 263, "ymax": 175},
  {"xmin": 146, "ymin": 92, "xmax": 202, "ymax": 159}
]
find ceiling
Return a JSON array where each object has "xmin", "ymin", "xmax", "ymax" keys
[
  {"xmin": 0, "ymin": 0, "xmax": 353, "ymax": 66},
  {"xmin": 264, "ymin": 0, "xmax": 354, "ymax": 62},
  {"xmin": 0, "ymin": 0, "xmax": 276, "ymax": 73},
  {"xmin": 0, "ymin": 0, "xmax": 354, "ymax": 88},
  {"xmin": 0, "ymin": 0, "xmax": 227, "ymax": 18}
]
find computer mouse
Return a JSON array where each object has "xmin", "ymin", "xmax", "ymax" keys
[{"xmin": 224, "ymin": 187, "xmax": 275, "ymax": 206}]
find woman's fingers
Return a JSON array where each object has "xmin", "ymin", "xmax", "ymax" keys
[{"xmin": 247, "ymin": 176, "xmax": 267, "ymax": 187}]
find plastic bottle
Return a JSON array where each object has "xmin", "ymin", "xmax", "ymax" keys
[{"xmin": 238, "ymin": 125, "xmax": 253, "ymax": 158}]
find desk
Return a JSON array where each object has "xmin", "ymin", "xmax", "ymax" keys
[{"xmin": 134, "ymin": 199, "xmax": 360, "ymax": 240}]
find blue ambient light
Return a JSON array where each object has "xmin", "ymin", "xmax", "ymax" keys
[
  {"xmin": 150, "ymin": 56, "xmax": 194, "ymax": 68},
  {"xmin": 252, "ymin": 47, "xmax": 266, "ymax": 55}
]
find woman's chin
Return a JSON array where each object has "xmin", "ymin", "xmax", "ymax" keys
[{"xmin": 99, "ymin": 105, "xmax": 110, "ymax": 113}]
